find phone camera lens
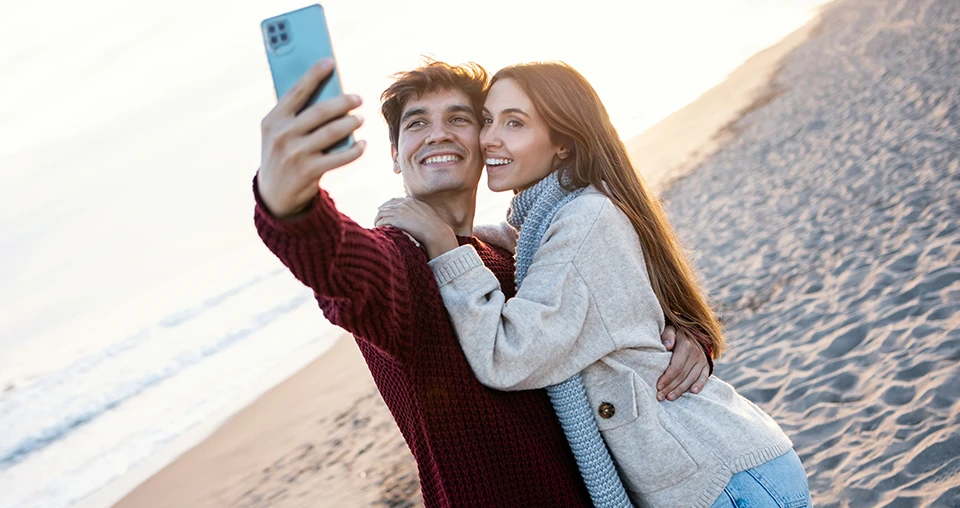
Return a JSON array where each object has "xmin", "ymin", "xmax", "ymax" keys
[
  {"xmin": 280, "ymin": 33, "xmax": 288, "ymax": 42},
  {"xmin": 268, "ymin": 25, "xmax": 275, "ymax": 33},
  {"xmin": 278, "ymin": 22, "xmax": 285, "ymax": 30},
  {"xmin": 270, "ymin": 36, "xmax": 278, "ymax": 44}
]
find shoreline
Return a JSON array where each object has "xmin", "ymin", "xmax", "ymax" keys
[{"xmin": 85, "ymin": 11, "xmax": 829, "ymax": 508}]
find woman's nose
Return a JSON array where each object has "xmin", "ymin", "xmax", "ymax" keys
[{"xmin": 480, "ymin": 125, "xmax": 501, "ymax": 150}]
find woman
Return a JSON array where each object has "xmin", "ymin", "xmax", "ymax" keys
[{"xmin": 377, "ymin": 62, "xmax": 811, "ymax": 507}]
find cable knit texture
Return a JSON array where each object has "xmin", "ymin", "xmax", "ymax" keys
[
  {"xmin": 252, "ymin": 177, "xmax": 592, "ymax": 508},
  {"xmin": 507, "ymin": 173, "xmax": 634, "ymax": 508}
]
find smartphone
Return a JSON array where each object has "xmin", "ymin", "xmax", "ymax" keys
[{"xmin": 261, "ymin": 4, "xmax": 354, "ymax": 152}]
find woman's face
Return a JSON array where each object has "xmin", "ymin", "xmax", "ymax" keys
[{"xmin": 480, "ymin": 79, "xmax": 566, "ymax": 193}]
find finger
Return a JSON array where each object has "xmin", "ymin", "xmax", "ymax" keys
[
  {"xmin": 690, "ymin": 365, "xmax": 710, "ymax": 395},
  {"xmin": 662, "ymin": 356, "xmax": 696, "ymax": 401},
  {"xmin": 378, "ymin": 197, "xmax": 408, "ymax": 209},
  {"xmin": 300, "ymin": 114, "xmax": 364, "ymax": 154},
  {"xmin": 302, "ymin": 139, "xmax": 366, "ymax": 181},
  {"xmin": 276, "ymin": 59, "xmax": 336, "ymax": 117},
  {"xmin": 374, "ymin": 209, "xmax": 398, "ymax": 226},
  {"xmin": 661, "ymin": 326, "xmax": 677, "ymax": 351},
  {"xmin": 657, "ymin": 341, "xmax": 694, "ymax": 401},
  {"xmin": 671, "ymin": 361, "xmax": 705, "ymax": 398},
  {"xmin": 291, "ymin": 94, "xmax": 363, "ymax": 136},
  {"xmin": 656, "ymin": 355, "xmax": 685, "ymax": 399}
]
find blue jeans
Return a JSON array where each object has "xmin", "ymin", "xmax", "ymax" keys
[{"xmin": 710, "ymin": 450, "xmax": 812, "ymax": 508}]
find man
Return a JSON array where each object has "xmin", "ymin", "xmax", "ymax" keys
[{"xmin": 254, "ymin": 59, "xmax": 713, "ymax": 507}]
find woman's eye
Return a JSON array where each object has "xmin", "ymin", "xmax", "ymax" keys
[
  {"xmin": 508, "ymin": 120, "xmax": 523, "ymax": 128},
  {"xmin": 483, "ymin": 117, "xmax": 493, "ymax": 125}
]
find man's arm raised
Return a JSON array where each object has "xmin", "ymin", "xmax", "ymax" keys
[{"xmin": 254, "ymin": 60, "xmax": 412, "ymax": 357}]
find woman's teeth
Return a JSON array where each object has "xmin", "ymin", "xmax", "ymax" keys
[{"xmin": 486, "ymin": 158, "xmax": 512, "ymax": 166}]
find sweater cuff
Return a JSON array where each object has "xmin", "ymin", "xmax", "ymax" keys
[
  {"xmin": 252, "ymin": 174, "xmax": 338, "ymax": 238},
  {"xmin": 695, "ymin": 334, "xmax": 715, "ymax": 376},
  {"xmin": 429, "ymin": 245, "xmax": 483, "ymax": 286}
]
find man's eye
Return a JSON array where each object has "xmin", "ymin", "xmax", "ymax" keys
[
  {"xmin": 451, "ymin": 116, "xmax": 469, "ymax": 123},
  {"xmin": 406, "ymin": 120, "xmax": 425, "ymax": 129}
]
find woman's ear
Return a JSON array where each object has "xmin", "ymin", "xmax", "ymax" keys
[{"xmin": 557, "ymin": 146, "xmax": 570, "ymax": 160}]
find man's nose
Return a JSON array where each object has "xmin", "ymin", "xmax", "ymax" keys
[{"xmin": 424, "ymin": 121, "xmax": 454, "ymax": 144}]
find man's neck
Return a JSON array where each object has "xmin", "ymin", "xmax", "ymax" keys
[{"xmin": 417, "ymin": 189, "xmax": 477, "ymax": 237}]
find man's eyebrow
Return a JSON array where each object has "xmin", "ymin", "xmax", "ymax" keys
[
  {"xmin": 448, "ymin": 104, "xmax": 475, "ymax": 116},
  {"xmin": 400, "ymin": 107, "xmax": 427, "ymax": 124}
]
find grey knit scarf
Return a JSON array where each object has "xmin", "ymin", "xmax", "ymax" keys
[{"xmin": 507, "ymin": 172, "xmax": 633, "ymax": 507}]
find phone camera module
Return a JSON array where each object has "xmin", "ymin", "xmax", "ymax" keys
[{"xmin": 266, "ymin": 18, "xmax": 292, "ymax": 52}]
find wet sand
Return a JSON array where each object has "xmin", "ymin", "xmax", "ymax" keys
[{"xmin": 107, "ymin": 0, "xmax": 959, "ymax": 506}]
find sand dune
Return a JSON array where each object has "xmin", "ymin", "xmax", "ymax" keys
[{"xmin": 106, "ymin": 0, "xmax": 959, "ymax": 506}]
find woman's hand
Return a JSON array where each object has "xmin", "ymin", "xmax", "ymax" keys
[
  {"xmin": 375, "ymin": 198, "xmax": 459, "ymax": 259},
  {"xmin": 656, "ymin": 325, "xmax": 711, "ymax": 402}
]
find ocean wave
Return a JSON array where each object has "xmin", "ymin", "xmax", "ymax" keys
[{"xmin": 0, "ymin": 268, "xmax": 308, "ymax": 470}]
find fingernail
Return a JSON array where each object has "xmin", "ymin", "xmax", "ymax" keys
[
  {"xmin": 668, "ymin": 393, "xmax": 676, "ymax": 401},
  {"xmin": 657, "ymin": 393, "xmax": 664, "ymax": 402},
  {"xmin": 657, "ymin": 384, "xmax": 663, "ymax": 390},
  {"xmin": 320, "ymin": 58, "xmax": 333, "ymax": 70},
  {"xmin": 354, "ymin": 114, "xmax": 364, "ymax": 124},
  {"xmin": 348, "ymin": 94, "xmax": 362, "ymax": 106}
]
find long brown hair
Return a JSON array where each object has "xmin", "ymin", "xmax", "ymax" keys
[{"xmin": 492, "ymin": 62, "xmax": 724, "ymax": 358}]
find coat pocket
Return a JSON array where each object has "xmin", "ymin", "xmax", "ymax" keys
[{"xmin": 589, "ymin": 370, "xmax": 699, "ymax": 494}]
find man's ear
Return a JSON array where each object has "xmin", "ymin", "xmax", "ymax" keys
[{"xmin": 391, "ymin": 145, "xmax": 401, "ymax": 174}]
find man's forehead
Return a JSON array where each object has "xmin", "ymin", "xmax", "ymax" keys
[{"xmin": 402, "ymin": 88, "xmax": 473, "ymax": 115}]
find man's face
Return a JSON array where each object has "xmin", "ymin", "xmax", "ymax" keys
[{"xmin": 391, "ymin": 88, "xmax": 484, "ymax": 199}]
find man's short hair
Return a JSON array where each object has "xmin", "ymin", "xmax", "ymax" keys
[{"xmin": 380, "ymin": 60, "xmax": 489, "ymax": 148}]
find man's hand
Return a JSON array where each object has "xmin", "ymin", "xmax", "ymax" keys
[
  {"xmin": 656, "ymin": 326, "xmax": 710, "ymax": 402},
  {"xmin": 375, "ymin": 198, "xmax": 459, "ymax": 259},
  {"xmin": 257, "ymin": 59, "xmax": 367, "ymax": 218}
]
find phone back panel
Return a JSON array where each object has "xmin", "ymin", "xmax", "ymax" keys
[{"xmin": 262, "ymin": 4, "xmax": 352, "ymax": 150}]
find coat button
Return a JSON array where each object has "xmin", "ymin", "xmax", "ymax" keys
[{"xmin": 598, "ymin": 402, "xmax": 616, "ymax": 419}]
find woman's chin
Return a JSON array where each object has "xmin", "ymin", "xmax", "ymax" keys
[{"xmin": 487, "ymin": 179, "xmax": 512, "ymax": 193}]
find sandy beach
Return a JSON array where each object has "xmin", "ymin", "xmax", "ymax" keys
[{"xmin": 107, "ymin": 0, "xmax": 958, "ymax": 506}]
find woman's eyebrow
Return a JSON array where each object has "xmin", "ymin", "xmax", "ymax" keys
[
  {"xmin": 500, "ymin": 108, "xmax": 530, "ymax": 118},
  {"xmin": 482, "ymin": 107, "xmax": 531, "ymax": 118}
]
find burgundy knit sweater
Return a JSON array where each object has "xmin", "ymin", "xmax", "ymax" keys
[{"xmin": 253, "ymin": 181, "xmax": 592, "ymax": 507}]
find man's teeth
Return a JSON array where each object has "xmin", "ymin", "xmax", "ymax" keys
[
  {"xmin": 486, "ymin": 158, "xmax": 512, "ymax": 166},
  {"xmin": 423, "ymin": 154, "xmax": 462, "ymax": 164}
]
